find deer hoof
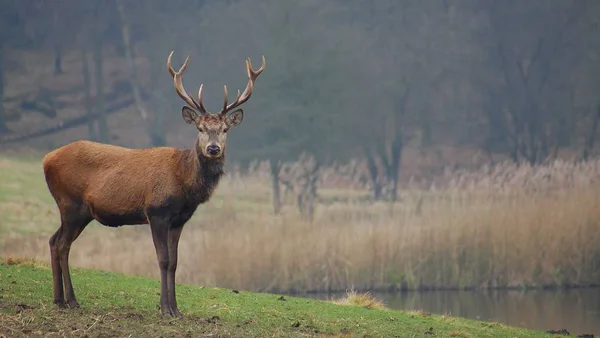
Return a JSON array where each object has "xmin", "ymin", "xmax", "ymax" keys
[
  {"xmin": 171, "ymin": 308, "xmax": 183, "ymax": 318},
  {"xmin": 161, "ymin": 306, "xmax": 183, "ymax": 318}
]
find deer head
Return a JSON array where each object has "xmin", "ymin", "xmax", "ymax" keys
[{"xmin": 167, "ymin": 51, "xmax": 265, "ymax": 159}]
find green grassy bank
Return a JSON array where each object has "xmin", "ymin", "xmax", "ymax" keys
[{"xmin": 0, "ymin": 258, "xmax": 556, "ymax": 338}]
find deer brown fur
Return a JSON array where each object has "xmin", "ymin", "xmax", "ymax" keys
[{"xmin": 42, "ymin": 51, "xmax": 265, "ymax": 317}]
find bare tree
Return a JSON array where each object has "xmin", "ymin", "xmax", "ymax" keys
[{"xmin": 482, "ymin": 0, "xmax": 587, "ymax": 164}]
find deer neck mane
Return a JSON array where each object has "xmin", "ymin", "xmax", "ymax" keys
[{"xmin": 179, "ymin": 141, "xmax": 225, "ymax": 203}]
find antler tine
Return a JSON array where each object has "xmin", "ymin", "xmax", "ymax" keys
[
  {"xmin": 247, "ymin": 55, "xmax": 266, "ymax": 80},
  {"xmin": 222, "ymin": 85, "xmax": 228, "ymax": 112},
  {"xmin": 219, "ymin": 55, "xmax": 266, "ymax": 116},
  {"xmin": 235, "ymin": 89, "xmax": 241, "ymax": 103},
  {"xmin": 166, "ymin": 50, "xmax": 177, "ymax": 77},
  {"xmin": 167, "ymin": 51, "xmax": 207, "ymax": 114},
  {"xmin": 197, "ymin": 84, "xmax": 211, "ymax": 115},
  {"xmin": 221, "ymin": 86, "xmax": 242, "ymax": 114}
]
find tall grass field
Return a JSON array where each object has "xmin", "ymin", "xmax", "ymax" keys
[{"xmin": 1, "ymin": 154, "xmax": 599, "ymax": 294}]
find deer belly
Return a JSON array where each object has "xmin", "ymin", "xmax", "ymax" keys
[
  {"xmin": 92, "ymin": 211, "xmax": 147, "ymax": 227},
  {"xmin": 87, "ymin": 201, "xmax": 147, "ymax": 227},
  {"xmin": 84, "ymin": 183, "xmax": 150, "ymax": 227}
]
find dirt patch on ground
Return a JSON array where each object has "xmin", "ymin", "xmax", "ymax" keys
[{"xmin": 0, "ymin": 301, "xmax": 236, "ymax": 338}]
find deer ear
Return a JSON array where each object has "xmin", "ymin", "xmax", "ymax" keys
[
  {"xmin": 226, "ymin": 109, "xmax": 244, "ymax": 127},
  {"xmin": 181, "ymin": 106, "xmax": 199, "ymax": 125}
]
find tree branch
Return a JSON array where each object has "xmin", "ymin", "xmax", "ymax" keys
[{"xmin": 0, "ymin": 90, "xmax": 151, "ymax": 145}]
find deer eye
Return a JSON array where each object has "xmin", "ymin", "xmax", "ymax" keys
[{"xmin": 223, "ymin": 127, "xmax": 230, "ymax": 133}]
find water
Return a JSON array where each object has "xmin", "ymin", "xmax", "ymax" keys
[{"xmin": 308, "ymin": 288, "xmax": 600, "ymax": 335}]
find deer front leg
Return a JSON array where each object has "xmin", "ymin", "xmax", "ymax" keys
[
  {"xmin": 49, "ymin": 229, "xmax": 65, "ymax": 308},
  {"xmin": 150, "ymin": 219, "xmax": 172, "ymax": 316},
  {"xmin": 61, "ymin": 219, "xmax": 90, "ymax": 309},
  {"xmin": 167, "ymin": 226, "xmax": 184, "ymax": 317}
]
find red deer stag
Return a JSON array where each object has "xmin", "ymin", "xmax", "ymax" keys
[{"xmin": 42, "ymin": 51, "xmax": 265, "ymax": 317}]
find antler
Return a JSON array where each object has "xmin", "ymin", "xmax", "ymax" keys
[
  {"xmin": 217, "ymin": 56, "xmax": 266, "ymax": 116},
  {"xmin": 167, "ymin": 51, "xmax": 265, "ymax": 116},
  {"xmin": 167, "ymin": 51, "xmax": 208, "ymax": 114}
]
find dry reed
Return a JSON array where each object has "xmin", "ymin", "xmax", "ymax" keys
[
  {"xmin": 1, "ymin": 157, "xmax": 600, "ymax": 293},
  {"xmin": 331, "ymin": 288, "xmax": 387, "ymax": 310}
]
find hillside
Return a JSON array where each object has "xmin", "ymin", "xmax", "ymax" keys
[
  {"xmin": 0, "ymin": 258, "xmax": 556, "ymax": 338},
  {"xmin": 1, "ymin": 46, "xmax": 169, "ymax": 150},
  {"xmin": 3, "ymin": 47, "xmax": 589, "ymax": 186}
]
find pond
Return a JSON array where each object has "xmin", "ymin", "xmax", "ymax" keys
[{"xmin": 307, "ymin": 288, "xmax": 600, "ymax": 335}]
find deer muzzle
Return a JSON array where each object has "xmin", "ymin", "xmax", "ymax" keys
[{"xmin": 206, "ymin": 144, "xmax": 221, "ymax": 156}]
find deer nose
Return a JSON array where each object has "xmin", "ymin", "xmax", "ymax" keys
[{"xmin": 206, "ymin": 144, "xmax": 221, "ymax": 155}]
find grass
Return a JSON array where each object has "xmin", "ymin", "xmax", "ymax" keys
[
  {"xmin": 0, "ymin": 258, "xmax": 556, "ymax": 338},
  {"xmin": 1, "ymin": 155, "xmax": 599, "ymax": 294},
  {"xmin": 331, "ymin": 289, "xmax": 388, "ymax": 310}
]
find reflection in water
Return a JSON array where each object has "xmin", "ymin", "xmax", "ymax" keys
[{"xmin": 307, "ymin": 288, "xmax": 600, "ymax": 335}]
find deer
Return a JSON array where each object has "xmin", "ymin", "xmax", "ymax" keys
[{"xmin": 42, "ymin": 51, "xmax": 265, "ymax": 317}]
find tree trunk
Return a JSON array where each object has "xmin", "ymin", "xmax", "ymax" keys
[
  {"xmin": 305, "ymin": 159, "xmax": 320, "ymax": 222},
  {"xmin": 92, "ymin": 40, "xmax": 109, "ymax": 143},
  {"xmin": 583, "ymin": 105, "xmax": 600, "ymax": 161},
  {"xmin": 365, "ymin": 149, "xmax": 382, "ymax": 200},
  {"xmin": 80, "ymin": 46, "xmax": 97, "ymax": 140},
  {"xmin": 0, "ymin": 42, "xmax": 7, "ymax": 134},
  {"xmin": 52, "ymin": 5, "xmax": 63, "ymax": 75},
  {"xmin": 145, "ymin": 48, "xmax": 166, "ymax": 146},
  {"xmin": 386, "ymin": 85, "xmax": 409, "ymax": 201},
  {"xmin": 388, "ymin": 137, "xmax": 403, "ymax": 202},
  {"xmin": 53, "ymin": 46, "xmax": 63, "ymax": 75},
  {"xmin": 92, "ymin": 2, "xmax": 109, "ymax": 143},
  {"xmin": 292, "ymin": 155, "xmax": 320, "ymax": 222},
  {"xmin": 270, "ymin": 158, "xmax": 282, "ymax": 215},
  {"xmin": 115, "ymin": 0, "xmax": 148, "ymax": 122},
  {"xmin": 147, "ymin": 55, "xmax": 166, "ymax": 146}
]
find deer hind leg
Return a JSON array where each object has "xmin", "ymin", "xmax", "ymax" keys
[
  {"xmin": 53, "ymin": 208, "xmax": 92, "ymax": 309},
  {"xmin": 166, "ymin": 225, "xmax": 184, "ymax": 317},
  {"xmin": 149, "ymin": 218, "xmax": 172, "ymax": 316}
]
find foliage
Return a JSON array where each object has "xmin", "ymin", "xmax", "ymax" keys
[{"xmin": 1, "ymin": 1, "xmax": 598, "ymax": 159}]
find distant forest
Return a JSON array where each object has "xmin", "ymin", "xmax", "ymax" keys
[{"xmin": 1, "ymin": 0, "xmax": 600, "ymax": 201}]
